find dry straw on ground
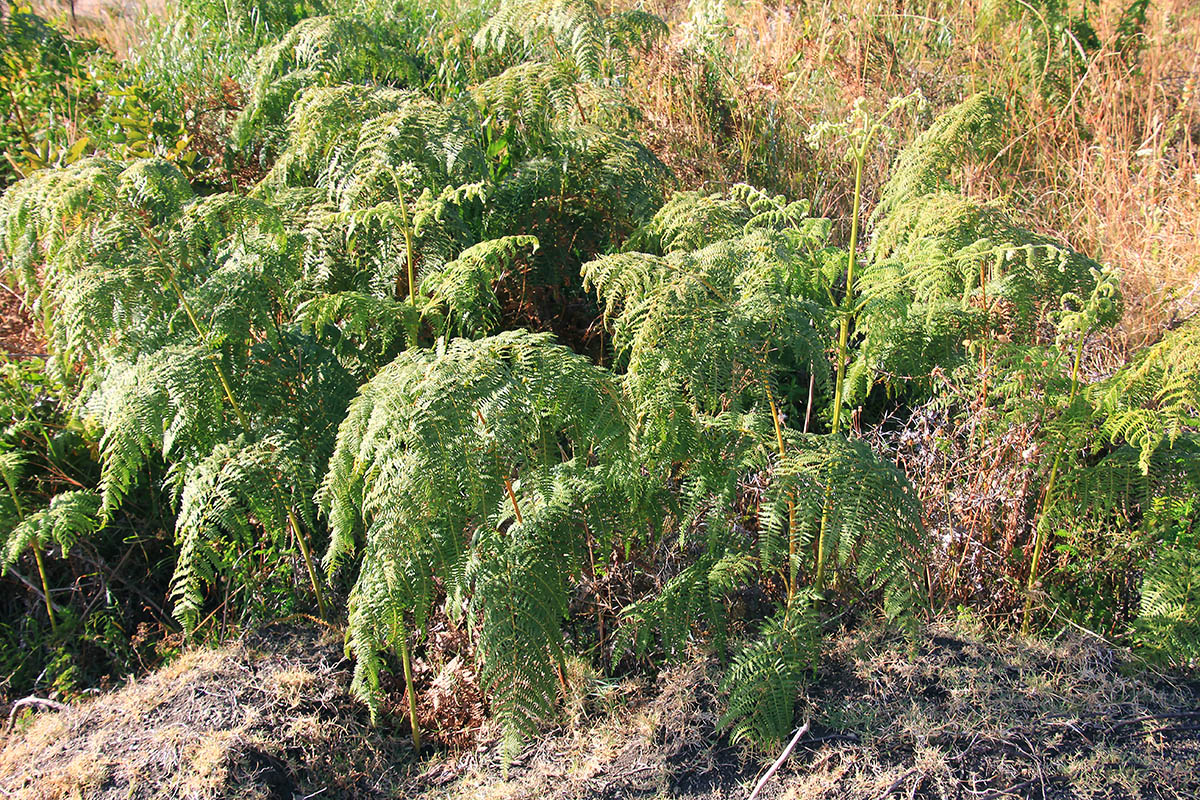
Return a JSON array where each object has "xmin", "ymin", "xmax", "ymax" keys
[{"xmin": 2, "ymin": 621, "xmax": 1195, "ymax": 799}]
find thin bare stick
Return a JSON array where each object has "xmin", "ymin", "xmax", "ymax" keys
[
  {"xmin": 7, "ymin": 697, "xmax": 67, "ymax": 733},
  {"xmin": 747, "ymin": 720, "xmax": 810, "ymax": 800}
]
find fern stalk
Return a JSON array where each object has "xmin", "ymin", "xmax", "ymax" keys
[
  {"xmin": 1, "ymin": 471, "xmax": 56, "ymax": 632},
  {"xmin": 397, "ymin": 618, "xmax": 422, "ymax": 751},
  {"xmin": 287, "ymin": 509, "xmax": 327, "ymax": 620},
  {"xmin": 476, "ymin": 409, "xmax": 525, "ymax": 524},
  {"xmin": 32, "ymin": 548, "xmax": 57, "ymax": 633},
  {"xmin": 1021, "ymin": 331, "xmax": 1086, "ymax": 633},
  {"xmin": 814, "ymin": 135, "xmax": 866, "ymax": 598}
]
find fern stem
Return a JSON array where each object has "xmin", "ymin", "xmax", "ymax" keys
[
  {"xmin": 397, "ymin": 619, "xmax": 422, "ymax": 752},
  {"xmin": 287, "ymin": 509, "xmax": 327, "ymax": 620},
  {"xmin": 767, "ymin": 388, "xmax": 797, "ymax": 605},
  {"xmin": 829, "ymin": 147, "xmax": 865, "ymax": 437},
  {"xmin": 399, "ymin": 190, "xmax": 417, "ymax": 310},
  {"xmin": 1022, "ymin": 332, "xmax": 1086, "ymax": 634},
  {"xmin": 2, "ymin": 469, "xmax": 25, "ymax": 520},
  {"xmin": 1, "ymin": 470, "xmax": 54, "ymax": 631},
  {"xmin": 33, "ymin": 547, "xmax": 57, "ymax": 633},
  {"xmin": 386, "ymin": 172, "xmax": 419, "ymax": 310},
  {"xmin": 815, "ymin": 143, "xmax": 866, "ymax": 598}
]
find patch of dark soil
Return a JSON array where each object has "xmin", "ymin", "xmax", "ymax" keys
[{"xmin": 0, "ymin": 287, "xmax": 43, "ymax": 358}]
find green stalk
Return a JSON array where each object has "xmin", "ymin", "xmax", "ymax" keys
[
  {"xmin": 288, "ymin": 509, "xmax": 326, "ymax": 621},
  {"xmin": 813, "ymin": 145, "xmax": 866, "ymax": 597},
  {"xmin": 397, "ymin": 189, "xmax": 417, "ymax": 310},
  {"xmin": 2, "ymin": 471, "xmax": 55, "ymax": 632},
  {"xmin": 397, "ymin": 618, "xmax": 422, "ymax": 751},
  {"xmin": 1021, "ymin": 333, "xmax": 1086, "ymax": 634},
  {"xmin": 33, "ymin": 548, "xmax": 57, "ymax": 633}
]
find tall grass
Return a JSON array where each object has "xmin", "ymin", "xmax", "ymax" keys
[{"xmin": 626, "ymin": 0, "xmax": 1199, "ymax": 348}]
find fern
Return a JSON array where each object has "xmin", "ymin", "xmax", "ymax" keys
[
  {"xmin": 854, "ymin": 93, "xmax": 1117, "ymax": 406},
  {"xmin": 1136, "ymin": 527, "xmax": 1200, "ymax": 663},
  {"xmin": 583, "ymin": 185, "xmax": 834, "ymax": 462},
  {"xmin": 2, "ymin": 490, "xmax": 100, "ymax": 568},
  {"xmin": 421, "ymin": 235, "xmax": 539, "ymax": 337},
  {"xmin": 233, "ymin": 16, "xmax": 422, "ymax": 152},
  {"xmin": 320, "ymin": 330, "xmax": 631, "ymax": 750},
  {"xmin": 1094, "ymin": 318, "xmax": 1200, "ymax": 470},
  {"xmin": 474, "ymin": 0, "xmax": 666, "ymax": 85},
  {"xmin": 720, "ymin": 599, "xmax": 819, "ymax": 748},
  {"xmin": 589, "ymin": 184, "xmax": 924, "ymax": 742}
]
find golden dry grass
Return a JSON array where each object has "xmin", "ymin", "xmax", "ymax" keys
[
  {"xmin": 3, "ymin": 621, "xmax": 1195, "ymax": 799},
  {"xmin": 626, "ymin": 0, "xmax": 1200, "ymax": 350}
]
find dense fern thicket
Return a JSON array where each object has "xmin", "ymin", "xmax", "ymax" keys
[{"xmin": 1, "ymin": 0, "xmax": 1196, "ymax": 759}]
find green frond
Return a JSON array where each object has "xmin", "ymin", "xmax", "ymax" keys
[
  {"xmin": 421, "ymin": 235, "xmax": 539, "ymax": 337},
  {"xmin": 1136, "ymin": 535, "xmax": 1200, "ymax": 664},
  {"xmin": 1093, "ymin": 317, "xmax": 1200, "ymax": 469},
  {"xmin": 296, "ymin": 291, "xmax": 419, "ymax": 379},
  {"xmin": 233, "ymin": 16, "xmax": 423, "ymax": 150},
  {"xmin": 2, "ymin": 491, "xmax": 101, "ymax": 568},
  {"xmin": 853, "ymin": 94, "xmax": 1118, "ymax": 405},
  {"xmin": 169, "ymin": 435, "xmax": 308, "ymax": 630},
  {"xmin": 763, "ymin": 435, "xmax": 924, "ymax": 624},
  {"xmin": 584, "ymin": 212, "xmax": 832, "ymax": 461},
  {"xmin": 89, "ymin": 345, "xmax": 231, "ymax": 514},
  {"xmin": 719, "ymin": 600, "xmax": 819, "ymax": 749},
  {"xmin": 320, "ymin": 330, "xmax": 629, "ymax": 751}
]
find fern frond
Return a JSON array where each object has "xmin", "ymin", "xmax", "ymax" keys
[
  {"xmin": 719, "ymin": 599, "xmax": 819, "ymax": 749},
  {"xmin": 233, "ymin": 16, "xmax": 422, "ymax": 150},
  {"xmin": 3, "ymin": 491, "xmax": 101, "ymax": 568},
  {"xmin": 421, "ymin": 235, "xmax": 539, "ymax": 337},
  {"xmin": 320, "ymin": 330, "xmax": 629, "ymax": 750}
]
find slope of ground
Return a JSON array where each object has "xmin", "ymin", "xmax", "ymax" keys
[{"xmin": 1, "ymin": 621, "xmax": 1196, "ymax": 800}]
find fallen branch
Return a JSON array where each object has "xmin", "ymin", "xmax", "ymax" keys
[
  {"xmin": 874, "ymin": 769, "xmax": 916, "ymax": 800},
  {"xmin": 6, "ymin": 696, "xmax": 67, "ymax": 733},
  {"xmin": 747, "ymin": 720, "xmax": 810, "ymax": 800}
]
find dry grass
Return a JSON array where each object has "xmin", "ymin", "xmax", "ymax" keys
[
  {"xmin": 2, "ymin": 621, "xmax": 1195, "ymax": 799},
  {"xmin": 626, "ymin": 0, "xmax": 1200, "ymax": 350},
  {"xmin": 408, "ymin": 621, "xmax": 1200, "ymax": 799},
  {"xmin": 0, "ymin": 624, "xmax": 410, "ymax": 800}
]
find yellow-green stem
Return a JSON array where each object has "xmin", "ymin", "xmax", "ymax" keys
[
  {"xmin": 398, "ymin": 620, "xmax": 422, "ymax": 751},
  {"xmin": 33, "ymin": 547, "xmax": 57, "ymax": 633},
  {"xmin": 1021, "ymin": 333, "xmax": 1086, "ymax": 634},
  {"xmin": 397, "ymin": 190, "xmax": 417, "ymax": 309},
  {"xmin": 814, "ymin": 149, "xmax": 865, "ymax": 597},
  {"xmin": 288, "ymin": 509, "xmax": 326, "ymax": 620}
]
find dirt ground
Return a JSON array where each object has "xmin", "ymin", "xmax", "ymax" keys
[
  {"xmin": 0, "ymin": 287, "xmax": 42, "ymax": 358},
  {"xmin": 1, "ymin": 621, "xmax": 1197, "ymax": 800}
]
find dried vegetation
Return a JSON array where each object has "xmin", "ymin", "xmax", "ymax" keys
[{"xmin": 3, "ymin": 621, "xmax": 1196, "ymax": 799}]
